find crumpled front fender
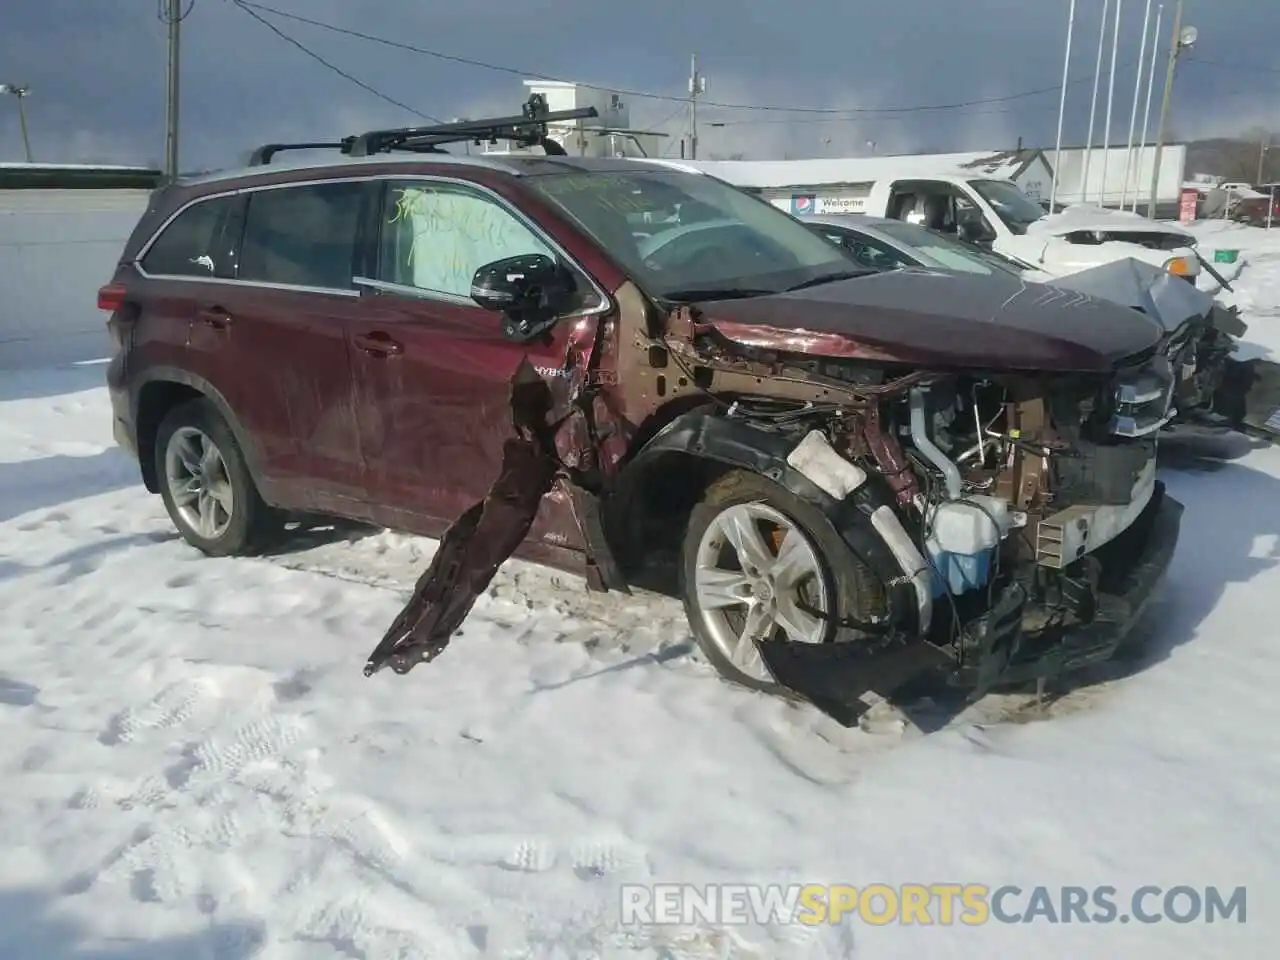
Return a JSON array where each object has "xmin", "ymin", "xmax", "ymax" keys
[
  {"xmin": 623, "ymin": 412, "xmax": 956, "ymax": 724},
  {"xmin": 623, "ymin": 411, "xmax": 919, "ymax": 632}
]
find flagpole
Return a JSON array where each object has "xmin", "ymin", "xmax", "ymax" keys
[
  {"xmin": 1134, "ymin": 3, "xmax": 1163, "ymax": 211},
  {"xmin": 1082, "ymin": 0, "xmax": 1111, "ymax": 204},
  {"xmin": 1099, "ymin": 0, "xmax": 1124, "ymax": 206},
  {"xmin": 1050, "ymin": 0, "xmax": 1078, "ymax": 212},
  {"xmin": 1121, "ymin": 0, "xmax": 1153, "ymax": 209}
]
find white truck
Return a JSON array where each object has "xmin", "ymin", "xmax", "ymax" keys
[
  {"xmin": 660, "ymin": 163, "xmax": 1206, "ymax": 287},
  {"xmin": 851, "ymin": 175, "xmax": 1202, "ymax": 285}
]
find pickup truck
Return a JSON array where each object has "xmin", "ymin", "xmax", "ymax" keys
[{"xmin": 665, "ymin": 163, "xmax": 1206, "ymax": 287}]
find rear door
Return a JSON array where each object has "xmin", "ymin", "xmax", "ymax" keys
[
  {"xmin": 132, "ymin": 193, "xmax": 243, "ymax": 384},
  {"xmin": 178, "ymin": 179, "xmax": 372, "ymax": 512},
  {"xmin": 350, "ymin": 176, "xmax": 609, "ymax": 542}
]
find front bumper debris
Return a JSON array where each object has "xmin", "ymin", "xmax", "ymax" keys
[
  {"xmin": 756, "ymin": 637, "xmax": 954, "ymax": 727},
  {"xmin": 755, "ymin": 482, "xmax": 1182, "ymax": 726},
  {"xmin": 956, "ymin": 480, "xmax": 1183, "ymax": 696}
]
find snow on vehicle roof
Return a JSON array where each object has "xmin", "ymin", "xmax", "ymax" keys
[
  {"xmin": 673, "ymin": 150, "xmax": 1040, "ymax": 190},
  {"xmin": 1028, "ymin": 203, "xmax": 1195, "ymax": 239}
]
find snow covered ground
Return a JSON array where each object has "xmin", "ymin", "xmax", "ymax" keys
[{"xmin": 3, "ymin": 228, "xmax": 1280, "ymax": 959}]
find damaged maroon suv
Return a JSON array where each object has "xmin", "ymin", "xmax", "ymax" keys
[{"xmin": 101, "ymin": 98, "xmax": 1189, "ymax": 724}]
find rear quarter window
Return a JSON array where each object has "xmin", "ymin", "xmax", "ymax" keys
[{"xmin": 140, "ymin": 195, "xmax": 239, "ymax": 278}]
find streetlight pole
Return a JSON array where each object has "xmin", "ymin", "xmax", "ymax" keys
[
  {"xmin": 1146, "ymin": 0, "xmax": 1195, "ymax": 218},
  {"xmin": 0, "ymin": 84, "xmax": 32, "ymax": 162}
]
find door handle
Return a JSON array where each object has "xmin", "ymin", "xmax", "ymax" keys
[
  {"xmin": 353, "ymin": 331, "xmax": 404, "ymax": 356},
  {"xmin": 196, "ymin": 306, "xmax": 232, "ymax": 329}
]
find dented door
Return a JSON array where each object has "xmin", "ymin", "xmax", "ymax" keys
[{"xmin": 351, "ymin": 178, "xmax": 599, "ymax": 544}]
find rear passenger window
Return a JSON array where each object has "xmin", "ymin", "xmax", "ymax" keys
[
  {"xmin": 140, "ymin": 196, "xmax": 237, "ymax": 277},
  {"xmin": 238, "ymin": 182, "xmax": 365, "ymax": 289}
]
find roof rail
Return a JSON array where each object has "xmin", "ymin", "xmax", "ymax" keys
[{"xmin": 247, "ymin": 94, "xmax": 599, "ymax": 166}]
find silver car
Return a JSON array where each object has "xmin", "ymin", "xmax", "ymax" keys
[{"xmin": 796, "ymin": 212, "xmax": 1038, "ymax": 278}]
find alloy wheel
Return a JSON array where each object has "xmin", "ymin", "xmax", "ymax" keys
[
  {"xmin": 693, "ymin": 501, "xmax": 830, "ymax": 681},
  {"xmin": 164, "ymin": 426, "xmax": 235, "ymax": 540}
]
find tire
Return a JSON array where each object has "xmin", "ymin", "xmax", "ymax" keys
[
  {"xmin": 154, "ymin": 398, "xmax": 281, "ymax": 557},
  {"xmin": 677, "ymin": 469, "xmax": 886, "ymax": 692}
]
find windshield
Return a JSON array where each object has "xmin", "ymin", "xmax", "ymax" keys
[
  {"xmin": 525, "ymin": 170, "xmax": 861, "ymax": 299},
  {"xmin": 969, "ymin": 180, "xmax": 1046, "ymax": 235},
  {"xmin": 872, "ymin": 220, "xmax": 1023, "ymax": 277}
]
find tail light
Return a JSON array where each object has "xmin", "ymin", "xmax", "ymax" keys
[
  {"xmin": 97, "ymin": 282, "xmax": 127, "ymax": 313},
  {"xmin": 1163, "ymin": 256, "xmax": 1194, "ymax": 277},
  {"xmin": 98, "ymin": 282, "xmax": 134, "ymax": 350}
]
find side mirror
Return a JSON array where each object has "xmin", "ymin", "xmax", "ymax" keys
[{"xmin": 470, "ymin": 253, "xmax": 576, "ymax": 341}]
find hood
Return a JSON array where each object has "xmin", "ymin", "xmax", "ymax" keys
[
  {"xmin": 691, "ymin": 268, "xmax": 1166, "ymax": 373},
  {"xmin": 1028, "ymin": 205, "xmax": 1195, "ymax": 242},
  {"xmin": 1047, "ymin": 257, "xmax": 1215, "ymax": 332}
]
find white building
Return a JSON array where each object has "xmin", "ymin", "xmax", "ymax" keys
[
  {"xmin": 0, "ymin": 164, "xmax": 160, "ymax": 370},
  {"xmin": 481, "ymin": 81, "xmax": 668, "ymax": 159},
  {"xmin": 676, "ymin": 149, "xmax": 1054, "ymax": 214},
  {"xmin": 1048, "ymin": 144, "xmax": 1187, "ymax": 209}
]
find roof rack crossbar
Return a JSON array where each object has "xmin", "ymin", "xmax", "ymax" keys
[
  {"xmin": 248, "ymin": 140, "xmax": 353, "ymax": 166},
  {"xmin": 346, "ymin": 94, "xmax": 598, "ymax": 157},
  {"xmin": 244, "ymin": 95, "xmax": 599, "ymax": 167},
  {"xmin": 372, "ymin": 124, "xmax": 581, "ymax": 155}
]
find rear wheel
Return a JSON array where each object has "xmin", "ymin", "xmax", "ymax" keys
[
  {"xmin": 678, "ymin": 470, "xmax": 884, "ymax": 692},
  {"xmin": 154, "ymin": 399, "xmax": 281, "ymax": 556}
]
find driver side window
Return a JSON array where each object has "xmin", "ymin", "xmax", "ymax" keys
[{"xmin": 377, "ymin": 181, "xmax": 592, "ymax": 305}]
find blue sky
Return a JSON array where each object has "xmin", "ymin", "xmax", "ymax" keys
[{"xmin": 0, "ymin": 0, "xmax": 1275, "ymax": 169}]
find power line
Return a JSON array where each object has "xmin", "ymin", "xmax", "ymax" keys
[
  {"xmin": 1184, "ymin": 56, "xmax": 1280, "ymax": 76},
  {"xmin": 229, "ymin": 0, "xmax": 440, "ymax": 121},
  {"xmin": 234, "ymin": 0, "xmax": 1128, "ymax": 117}
]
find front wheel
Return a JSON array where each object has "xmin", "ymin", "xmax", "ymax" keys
[{"xmin": 678, "ymin": 470, "xmax": 884, "ymax": 692}]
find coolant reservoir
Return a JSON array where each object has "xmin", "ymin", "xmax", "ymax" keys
[{"xmin": 925, "ymin": 495, "xmax": 1013, "ymax": 596}]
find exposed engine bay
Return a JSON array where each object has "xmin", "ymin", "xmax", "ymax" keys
[{"xmin": 363, "ymin": 289, "xmax": 1192, "ymax": 725}]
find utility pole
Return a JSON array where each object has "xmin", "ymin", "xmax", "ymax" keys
[
  {"xmin": 687, "ymin": 53, "xmax": 705, "ymax": 160},
  {"xmin": 1147, "ymin": 0, "xmax": 1195, "ymax": 218},
  {"xmin": 1258, "ymin": 138, "xmax": 1270, "ymax": 185},
  {"xmin": 0, "ymin": 84, "xmax": 32, "ymax": 162},
  {"xmin": 163, "ymin": 0, "xmax": 183, "ymax": 178}
]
